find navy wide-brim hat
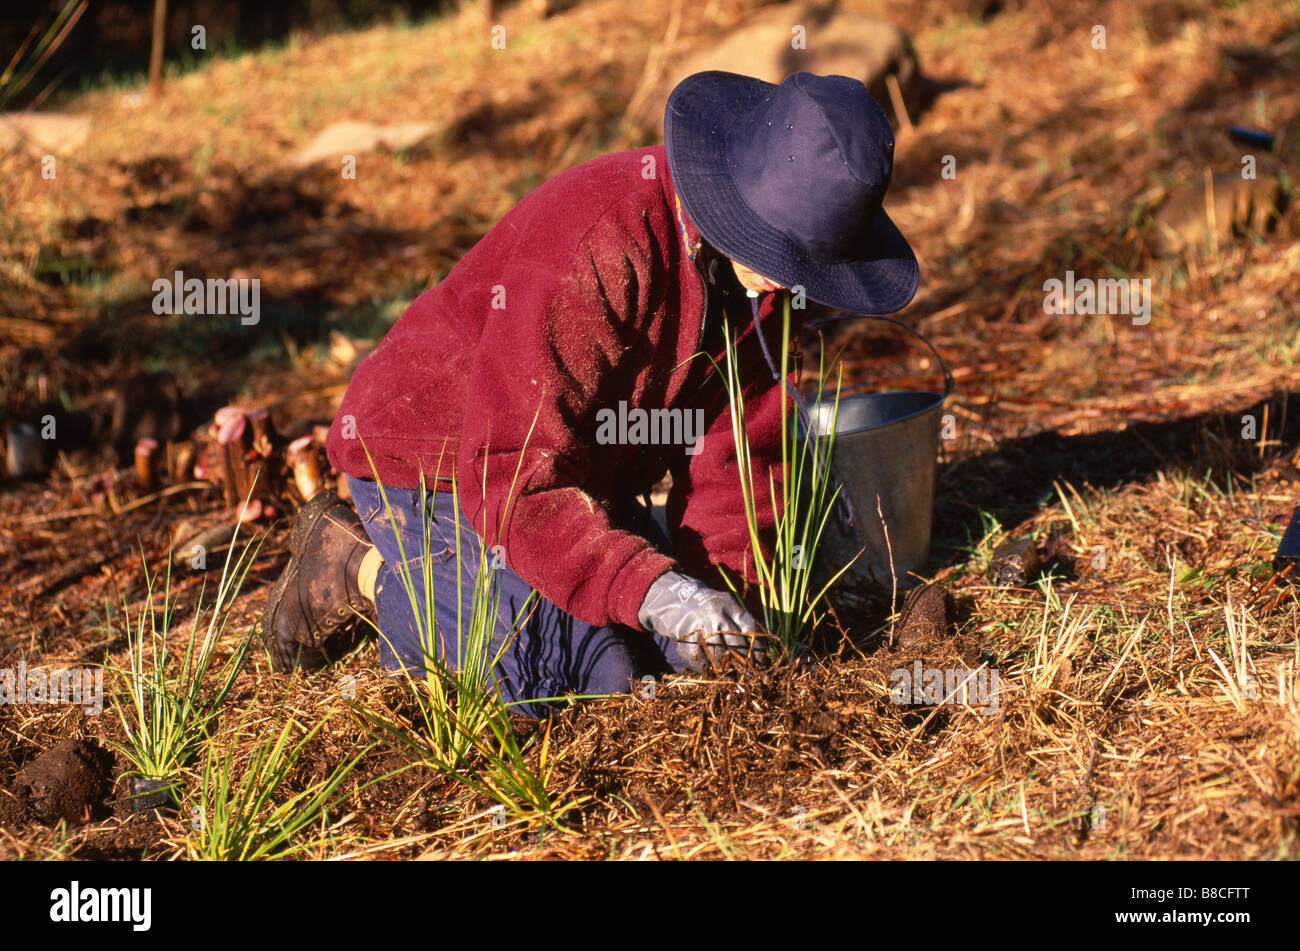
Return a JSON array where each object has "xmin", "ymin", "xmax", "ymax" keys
[{"xmin": 665, "ymin": 70, "xmax": 919, "ymax": 315}]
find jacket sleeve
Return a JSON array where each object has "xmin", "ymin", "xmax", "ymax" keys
[
  {"xmin": 454, "ymin": 211, "xmax": 679, "ymax": 630},
  {"xmin": 666, "ymin": 328, "xmax": 793, "ymax": 609}
]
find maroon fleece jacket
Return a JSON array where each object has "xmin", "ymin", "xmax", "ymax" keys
[{"xmin": 327, "ymin": 145, "xmax": 801, "ymax": 630}]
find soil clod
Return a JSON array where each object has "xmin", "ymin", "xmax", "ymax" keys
[
  {"xmin": 13, "ymin": 738, "xmax": 114, "ymax": 825},
  {"xmin": 896, "ymin": 582, "xmax": 956, "ymax": 649}
]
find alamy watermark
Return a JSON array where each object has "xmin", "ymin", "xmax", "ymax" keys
[
  {"xmin": 1042, "ymin": 270, "xmax": 1151, "ymax": 326},
  {"xmin": 152, "ymin": 269, "xmax": 260, "ymax": 325},
  {"xmin": 49, "ymin": 882, "xmax": 151, "ymax": 931},
  {"xmin": 595, "ymin": 402, "xmax": 705, "ymax": 456},
  {"xmin": 890, "ymin": 660, "xmax": 1000, "ymax": 715},
  {"xmin": 0, "ymin": 662, "xmax": 103, "ymax": 716}
]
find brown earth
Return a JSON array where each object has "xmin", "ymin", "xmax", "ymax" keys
[
  {"xmin": 1, "ymin": 0, "xmax": 1298, "ymax": 860},
  {"xmin": 10, "ymin": 738, "xmax": 114, "ymax": 825}
]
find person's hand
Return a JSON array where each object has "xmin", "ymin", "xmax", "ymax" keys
[{"xmin": 638, "ymin": 571, "xmax": 767, "ymax": 673}]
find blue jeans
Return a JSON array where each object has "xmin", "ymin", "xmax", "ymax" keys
[{"xmin": 346, "ymin": 476, "xmax": 687, "ymax": 718}]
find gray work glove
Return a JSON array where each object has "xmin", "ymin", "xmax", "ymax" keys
[{"xmin": 638, "ymin": 570, "xmax": 767, "ymax": 673}]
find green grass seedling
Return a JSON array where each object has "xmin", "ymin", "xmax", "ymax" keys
[
  {"xmin": 714, "ymin": 293, "xmax": 854, "ymax": 658},
  {"xmin": 353, "ymin": 421, "xmax": 579, "ymax": 821},
  {"xmin": 186, "ymin": 708, "xmax": 366, "ymax": 860},
  {"xmin": 106, "ymin": 525, "xmax": 260, "ymax": 800}
]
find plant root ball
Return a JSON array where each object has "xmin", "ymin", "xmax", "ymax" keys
[
  {"xmin": 13, "ymin": 738, "xmax": 114, "ymax": 825},
  {"xmin": 896, "ymin": 582, "xmax": 956, "ymax": 649}
]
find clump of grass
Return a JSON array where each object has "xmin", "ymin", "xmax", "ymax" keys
[
  {"xmin": 186, "ymin": 708, "xmax": 366, "ymax": 860},
  {"xmin": 355, "ymin": 429, "xmax": 580, "ymax": 826},
  {"xmin": 104, "ymin": 529, "xmax": 259, "ymax": 802},
  {"xmin": 1206, "ymin": 596, "xmax": 1261, "ymax": 712},
  {"xmin": 360, "ymin": 470, "xmax": 532, "ymax": 771},
  {"xmin": 452, "ymin": 715, "xmax": 585, "ymax": 827},
  {"xmin": 715, "ymin": 292, "xmax": 852, "ymax": 658}
]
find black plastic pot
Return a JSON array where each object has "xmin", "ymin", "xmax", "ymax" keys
[{"xmin": 129, "ymin": 776, "xmax": 175, "ymax": 812}]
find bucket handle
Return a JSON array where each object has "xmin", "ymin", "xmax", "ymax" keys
[
  {"xmin": 751, "ymin": 297, "xmax": 955, "ymax": 532},
  {"xmin": 807, "ymin": 312, "xmax": 955, "ymax": 398}
]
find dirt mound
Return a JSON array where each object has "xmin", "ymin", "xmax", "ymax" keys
[
  {"xmin": 552, "ymin": 646, "xmax": 982, "ymax": 827},
  {"xmin": 559, "ymin": 663, "xmax": 893, "ymax": 816},
  {"xmin": 12, "ymin": 738, "xmax": 114, "ymax": 825}
]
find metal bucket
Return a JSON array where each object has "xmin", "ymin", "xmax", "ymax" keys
[{"xmin": 801, "ymin": 318, "xmax": 953, "ymax": 591}]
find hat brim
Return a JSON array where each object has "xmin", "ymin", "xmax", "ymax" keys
[{"xmin": 665, "ymin": 70, "xmax": 919, "ymax": 315}]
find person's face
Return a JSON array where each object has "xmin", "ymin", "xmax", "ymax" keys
[{"xmin": 730, "ymin": 259, "xmax": 785, "ymax": 294}]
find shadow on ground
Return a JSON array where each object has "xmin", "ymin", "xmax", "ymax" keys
[{"xmin": 933, "ymin": 389, "xmax": 1300, "ymax": 559}]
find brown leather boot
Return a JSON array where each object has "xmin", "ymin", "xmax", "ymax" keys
[{"xmin": 262, "ymin": 490, "xmax": 375, "ymax": 672}]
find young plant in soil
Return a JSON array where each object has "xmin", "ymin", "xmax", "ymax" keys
[
  {"xmin": 354, "ymin": 433, "xmax": 579, "ymax": 825},
  {"xmin": 715, "ymin": 292, "xmax": 854, "ymax": 659},
  {"xmin": 185, "ymin": 708, "xmax": 366, "ymax": 860},
  {"xmin": 360, "ymin": 470, "xmax": 530, "ymax": 770},
  {"xmin": 104, "ymin": 527, "xmax": 259, "ymax": 807},
  {"xmin": 449, "ymin": 714, "xmax": 581, "ymax": 828}
]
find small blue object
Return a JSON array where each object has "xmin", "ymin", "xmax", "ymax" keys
[
  {"xmin": 1275, "ymin": 507, "xmax": 1300, "ymax": 582},
  {"xmin": 1228, "ymin": 125, "xmax": 1275, "ymax": 150}
]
